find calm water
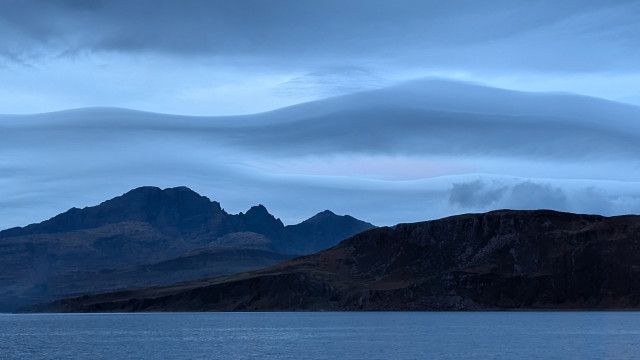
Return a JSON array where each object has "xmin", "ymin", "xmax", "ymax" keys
[{"xmin": 1, "ymin": 312, "xmax": 639, "ymax": 359}]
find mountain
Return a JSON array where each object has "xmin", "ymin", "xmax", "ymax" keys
[
  {"xmin": 284, "ymin": 210, "xmax": 373, "ymax": 254},
  {"xmin": 26, "ymin": 209, "xmax": 640, "ymax": 312},
  {"xmin": 0, "ymin": 186, "xmax": 374, "ymax": 311},
  {"xmin": 0, "ymin": 186, "xmax": 374, "ymax": 256}
]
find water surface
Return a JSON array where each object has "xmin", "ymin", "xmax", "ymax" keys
[{"xmin": 1, "ymin": 312, "xmax": 638, "ymax": 359}]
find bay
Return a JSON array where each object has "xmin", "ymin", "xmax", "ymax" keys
[{"xmin": 1, "ymin": 312, "xmax": 639, "ymax": 359}]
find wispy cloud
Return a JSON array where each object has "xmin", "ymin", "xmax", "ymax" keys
[{"xmin": 273, "ymin": 66, "xmax": 389, "ymax": 100}]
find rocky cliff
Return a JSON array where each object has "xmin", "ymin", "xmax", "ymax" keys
[{"xmin": 26, "ymin": 209, "xmax": 640, "ymax": 312}]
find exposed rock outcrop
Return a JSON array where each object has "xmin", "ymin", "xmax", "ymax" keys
[{"xmin": 25, "ymin": 210, "xmax": 640, "ymax": 312}]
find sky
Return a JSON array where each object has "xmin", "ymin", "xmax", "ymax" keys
[
  {"xmin": 2, "ymin": 0, "xmax": 640, "ymax": 114},
  {"xmin": 0, "ymin": 0, "xmax": 639, "ymax": 229}
]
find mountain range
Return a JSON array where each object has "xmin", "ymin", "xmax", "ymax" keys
[
  {"xmin": 0, "ymin": 186, "xmax": 374, "ymax": 312},
  {"xmin": 3, "ymin": 79, "xmax": 640, "ymax": 312},
  {"xmin": 23, "ymin": 209, "xmax": 640, "ymax": 312}
]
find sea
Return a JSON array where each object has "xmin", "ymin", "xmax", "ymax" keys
[{"xmin": 1, "ymin": 312, "xmax": 638, "ymax": 359}]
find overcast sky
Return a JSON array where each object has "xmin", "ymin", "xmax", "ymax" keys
[
  {"xmin": 2, "ymin": 0, "xmax": 640, "ymax": 114},
  {"xmin": 1, "ymin": 1, "xmax": 639, "ymax": 229}
]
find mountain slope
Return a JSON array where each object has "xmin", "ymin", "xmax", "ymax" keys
[
  {"xmin": 0, "ymin": 186, "xmax": 227, "ymax": 238},
  {"xmin": 41, "ymin": 247, "xmax": 292, "ymax": 300},
  {"xmin": 28, "ymin": 209, "xmax": 640, "ymax": 312},
  {"xmin": 0, "ymin": 186, "xmax": 374, "ymax": 311},
  {"xmin": 285, "ymin": 210, "xmax": 376, "ymax": 254}
]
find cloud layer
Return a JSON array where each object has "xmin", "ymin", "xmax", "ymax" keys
[
  {"xmin": 2, "ymin": 0, "xmax": 639, "ymax": 72},
  {"xmin": 1, "ymin": 80, "xmax": 639, "ymax": 230},
  {"xmin": 1, "ymin": 1, "xmax": 640, "ymax": 114}
]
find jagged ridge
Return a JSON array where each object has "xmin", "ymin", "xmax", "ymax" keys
[{"xmin": 0, "ymin": 186, "xmax": 374, "ymax": 312}]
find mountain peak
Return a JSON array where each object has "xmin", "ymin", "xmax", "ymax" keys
[
  {"xmin": 0, "ymin": 185, "xmax": 373, "ymax": 257},
  {"xmin": 284, "ymin": 210, "xmax": 376, "ymax": 254},
  {"xmin": 245, "ymin": 204, "xmax": 270, "ymax": 215},
  {"xmin": 122, "ymin": 185, "xmax": 203, "ymax": 198},
  {"xmin": 301, "ymin": 210, "xmax": 365, "ymax": 226},
  {"xmin": 105, "ymin": 185, "xmax": 217, "ymax": 214},
  {"xmin": 243, "ymin": 204, "xmax": 282, "ymax": 226},
  {"xmin": 0, "ymin": 186, "xmax": 225, "ymax": 238},
  {"xmin": 307, "ymin": 209, "xmax": 336, "ymax": 219}
]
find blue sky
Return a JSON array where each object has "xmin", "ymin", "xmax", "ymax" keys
[{"xmin": 0, "ymin": 1, "xmax": 639, "ymax": 229}]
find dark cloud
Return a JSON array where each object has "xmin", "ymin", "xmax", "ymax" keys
[
  {"xmin": 506, "ymin": 182, "xmax": 568, "ymax": 210},
  {"xmin": 449, "ymin": 180, "xmax": 504, "ymax": 208},
  {"xmin": 1, "ymin": 0, "xmax": 639, "ymax": 72},
  {"xmin": 449, "ymin": 180, "xmax": 568, "ymax": 211},
  {"xmin": 447, "ymin": 179, "xmax": 638, "ymax": 216},
  {"xmin": 569, "ymin": 187, "xmax": 613, "ymax": 215}
]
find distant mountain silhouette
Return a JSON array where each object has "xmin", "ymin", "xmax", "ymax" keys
[
  {"xmin": 0, "ymin": 186, "xmax": 374, "ymax": 311},
  {"xmin": 29, "ymin": 210, "xmax": 640, "ymax": 312},
  {"xmin": 286, "ymin": 210, "xmax": 376, "ymax": 254}
]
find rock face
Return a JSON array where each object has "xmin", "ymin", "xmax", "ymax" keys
[
  {"xmin": 0, "ymin": 186, "xmax": 375, "ymax": 311},
  {"xmin": 26, "ymin": 209, "xmax": 640, "ymax": 312}
]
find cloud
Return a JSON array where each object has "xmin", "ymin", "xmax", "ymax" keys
[
  {"xmin": 273, "ymin": 66, "xmax": 389, "ymax": 100},
  {"xmin": 449, "ymin": 180, "xmax": 505, "ymax": 208},
  {"xmin": 1, "ymin": 86, "xmax": 640, "ymax": 232},
  {"xmin": 447, "ymin": 178, "xmax": 640, "ymax": 217},
  {"xmin": 1, "ymin": 0, "xmax": 639, "ymax": 74},
  {"xmin": 209, "ymin": 80, "xmax": 640, "ymax": 161},
  {"xmin": 449, "ymin": 180, "xmax": 570, "ymax": 211},
  {"xmin": 448, "ymin": 180, "xmax": 569, "ymax": 210},
  {"xmin": 2, "ymin": 1, "xmax": 640, "ymax": 114},
  {"xmin": 505, "ymin": 182, "xmax": 568, "ymax": 210}
]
